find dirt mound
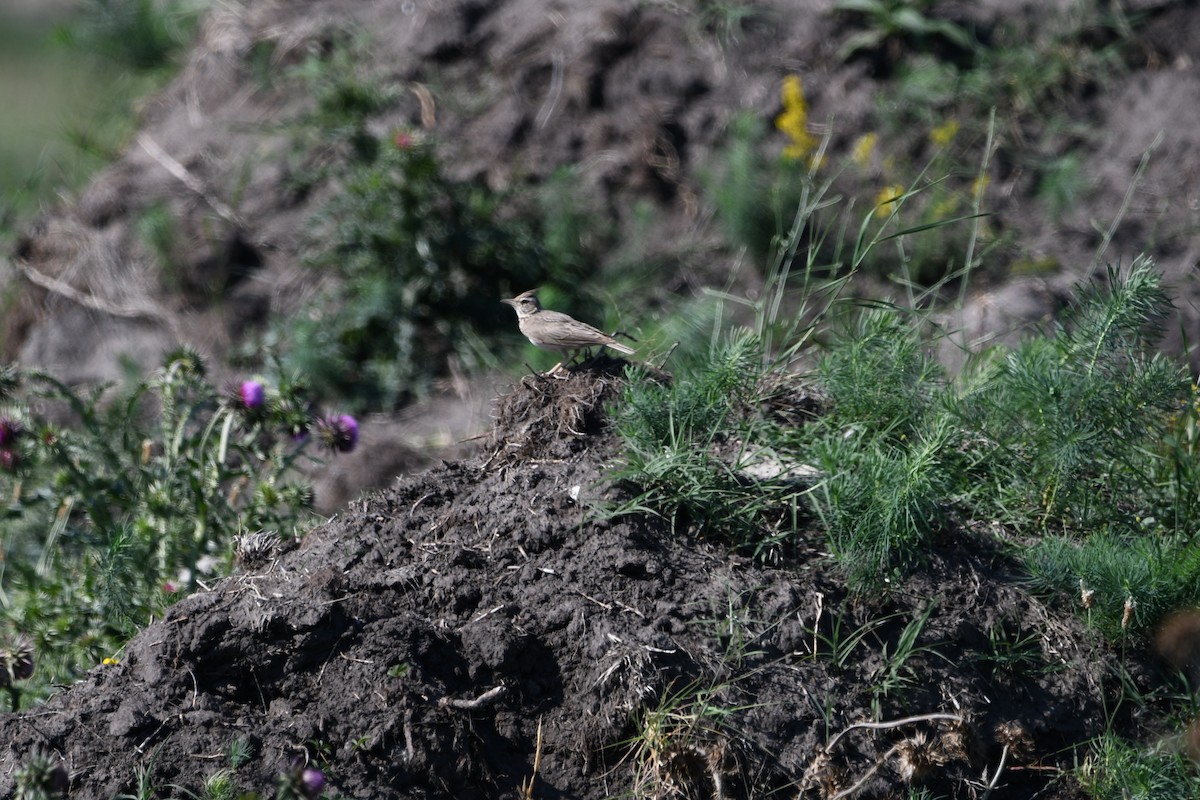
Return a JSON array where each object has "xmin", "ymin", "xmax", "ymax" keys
[{"xmin": 0, "ymin": 368, "xmax": 1142, "ymax": 798}]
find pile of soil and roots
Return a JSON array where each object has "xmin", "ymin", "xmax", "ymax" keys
[{"xmin": 0, "ymin": 366, "xmax": 1157, "ymax": 799}]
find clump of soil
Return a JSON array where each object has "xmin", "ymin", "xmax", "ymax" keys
[{"xmin": 0, "ymin": 367, "xmax": 1154, "ymax": 798}]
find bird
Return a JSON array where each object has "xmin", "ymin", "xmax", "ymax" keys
[{"xmin": 502, "ymin": 290, "xmax": 634, "ymax": 373}]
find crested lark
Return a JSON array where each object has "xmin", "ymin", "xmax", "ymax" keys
[{"xmin": 502, "ymin": 290, "xmax": 633, "ymax": 372}]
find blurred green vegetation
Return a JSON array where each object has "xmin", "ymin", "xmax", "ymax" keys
[{"xmin": 0, "ymin": 1, "xmax": 203, "ymax": 227}]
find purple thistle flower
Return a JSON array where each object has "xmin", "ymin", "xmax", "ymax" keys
[
  {"xmin": 317, "ymin": 413, "xmax": 359, "ymax": 454},
  {"xmin": 239, "ymin": 380, "xmax": 266, "ymax": 410},
  {"xmin": 0, "ymin": 416, "xmax": 22, "ymax": 448},
  {"xmin": 224, "ymin": 379, "xmax": 267, "ymax": 416},
  {"xmin": 300, "ymin": 767, "xmax": 326, "ymax": 799}
]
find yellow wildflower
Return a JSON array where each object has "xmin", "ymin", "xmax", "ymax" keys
[
  {"xmin": 874, "ymin": 184, "xmax": 905, "ymax": 218},
  {"xmin": 775, "ymin": 74, "xmax": 819, "ymax": 164},
  {"xmin": 102, "ymin": 657, "xmax": 120, "ymax": 666},
  {"xmin": 851, "ymin": 132, "xmax": 878, "ymax": 169},
  {"xmin": 930, "ymin": 119, "xmax": 959, "ymax": 148}
]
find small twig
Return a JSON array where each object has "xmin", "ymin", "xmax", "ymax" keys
[
  {"xmin": 402, "ymin": 708, "xmax": 416, "ymax": 763},
  {"xmin": 829, "ymin": 743, "xmax": 899, "ymax": 800},
  {"xmin": 519, "ymin": 716, "xmax": 544, "ymax": 799},
  {"xmin": 535, "ymin": 50, "xmax": 565, "ymax": 129},
  {"xmin": 979, "ymin": 743, "xmax": 1010, "ymax": 800},
  {"xmin": 438, "ymin": 684, "xmax": 507, "ymax": 711},
  {"xmin": 655, "ymin": 341, "xmax": 680, "ymax": 370},
  {"xmin": 825, "ymin": 712, "xmax": 963, "ymax": 754},
  {"xmin": 412, "ymin": 83, "xmax": 437, "ymax": 129},
  {"xmin": 137, "ymin": 133, "xmax": 245, "ymax": 229},
  {"xmin": 12, "ymin": 258, "xmax": 181, "ymax": 339}
]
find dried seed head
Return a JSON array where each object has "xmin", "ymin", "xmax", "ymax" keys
[
  {"xmin": 1122, "ymin": 596, "xmax": 1137, "ymax": 631},
  {"xmin": 938, "ymin": 715, "xmax": 975, "ymax": 761},
  {"xmin": 0, "ymin": 635, "xmax": 35, "ymax": 685},
  {"xmin": 799, "ymin": 748, "xmax": 844, "ymax": 800},
  {"xmin": 994, "ymin": 721, "xmax": 1034, "ymax": 761},
  {"xmin": 1079, "ymin": 578, "xmax": 1095, "ymax": 609},
  {"xmin": 317, "ymin": 413, "xmax": 359, "ymax": 453},
  {"xmin": 895, "ymin": 730, "xmax": 946, "ymax": 783},
  {"xmin": 236, "ymin": 530, "xmax": 280, "ymax": 568}
]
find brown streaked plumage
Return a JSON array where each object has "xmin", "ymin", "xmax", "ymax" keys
[{"xmin": 502, "ymin": 290, "xmax": 634, "ymax": 371}]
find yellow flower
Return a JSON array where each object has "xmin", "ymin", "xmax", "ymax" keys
[
  {"xmin": 851, "ymin": 132, "xmax": 878, "ymax": 169},
  {"xmin": 102, "ymin": 657, "xmax": 120, "ymax": 666},
  {"xmin": 781, "ymin": 73, "xmax": 805, "ymax": 110},
  {"xmin": 874, "ymin": 184, "xmax": 905, "ymax": 218},
  {"xmin": 775, "ymin": 74, "xmax": 819, "ymax": 164},
  {"xmin": 930, "ymin": 119, "xmax": 960, "ymax": 148}
]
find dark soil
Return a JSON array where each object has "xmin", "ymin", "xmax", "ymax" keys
[
  {"xmin": 1, "ymin": 1, "xmax": 1198, "ymax": 797},
  {"xmin": 0, "ymin": 366, "xmax": 1158, "ymax": 798},
  {"xmin": 5, "ymin": 0, "xmax": 1200, "ymax": 509}
]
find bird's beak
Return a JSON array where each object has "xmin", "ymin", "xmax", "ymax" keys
[{"xmin": 501, "ymin": 298, "xmax": 517, "ymax": 308}]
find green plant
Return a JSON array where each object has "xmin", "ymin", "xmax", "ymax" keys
[
  {"xmin": 621, "ymin": 678, "xmax": 750, "ymax": 799},
  {"xmin": 14, "ymin": 748, "xmax": 69, "ymax": 800},
  {"xmin": 614, "ymin": 331, "xmax": 807, "ymax": 556},
  {"xmin": 806, "ymin": 608, "xmax": 902, "ymax": 673},
  {"xmin": 977, "ymin": 622, "xmax": 1046, "ymax": 679},
  {"xmin": 798, "ymin": 305, "xmax": 961, "ymax": 588},
  {"xmin": 115, "ymin": 742, "xmax": 197, "ymax": 800},
  {"xmin": 54, "ymin": 0, "xmax": 205, "ymax": 72},
  {"xmin": 868, "ymin": 603, "xmax": 947, "ymax": 716},
  {"xmin": 281, "ymin": 135, "xmax": 548, "ymax": 410},
  {"xmin": 1026, "ymin": 531, "xmax": 1200, "ymax": 641},
  {"xmin": 697, "ymin": 586, "xmax": 771, "ymax": 668},
  {"xmin": 0, "ymin": 352, "xmax": 351, "ymax": 700},
  {"xmin": 227, "ymin": 735, "xmax": 255, "ymax": 769},
  {"xmin": 265, "ymin": 37, "xmax": 616, "ymax": 409},
  {"xmin": 954, "ymin": 259, "xmax": 1187, "ymax": 533},
  {"xmin": 834, "ymin": 0, "xmax": 971, "ymax": 64},
  {"xmin": 201, "ymin": 770, "xmax": 237, "ymax": 800},
  {"xmin": 1078, "ymin": 733, "xmax": 1200, "ymax": 800},
  {"xmin": 706, "ymin": 101, "xmax": 831, "ymax": 263},
  {"xmin": 810, "ymin": 413, "xmax": 956, "ymax": 589}
]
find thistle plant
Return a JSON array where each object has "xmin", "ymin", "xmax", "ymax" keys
[
  {"xmin": 13, "ymin": 748, "xmax": 69, "ymax": 800},
  {"xmin": 0, "ymin": 350, "xmax": 356, "ymax": 701}
]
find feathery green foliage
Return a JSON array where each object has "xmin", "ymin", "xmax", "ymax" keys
[
  {"xmin": 55, "ymin": 0, "xmax": 204, "ymax": 71},
  {"xmin": 1078, "ymin": 733, "xmax": 1200, "ymax": 800},
  {"xmin": 270, "ymin": 37, "xmax": 616, "ymax": 410},
  {"xmin": 283, "ymin": 136, "xmax": 547, "ymax": 410},
  {"xmin": 614, "ymin": 331, "xmax": 807, "ymax": 556},
  {"xmin": 1027, "ymin": 531, "xmax": 1200, "ymax": 640},
  {"xmin": 954, "ymin": 258, "xmax": 1187, "ymax": 533}
]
